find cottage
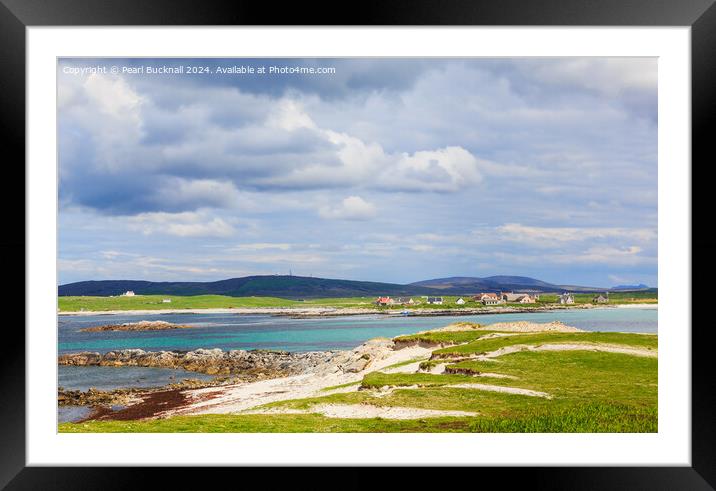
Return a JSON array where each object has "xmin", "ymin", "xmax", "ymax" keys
[
  {"xmin": 502, "ymin": 292, "xmax": 536, "ymax": 304},
  {"xmin": 559, "ymin": 293, "xmax": 575, "ymax": 305},
  {"xmin": 501, "ymin": 292, "xmax": 520, "ymax": 302},
  {"xmin": 395, "ymin": 297, "xmax": 414, "ymax": 305},
  {"xmin": 162, "ymin": 298, "xmax": 172, "ymax": 304},
  {"xmin": 427, "ymin": 297, "xmax": 444, "ymax": 305},
  {"xmin": 473, "ymin": 292, "xmax": 499, "ymax": 301},
  {"xmin": 375, "ymin": 296, "xmax": 394, "ymax": 306},
  {"xmin": 593, "ymin": 293, "xmax": 609, "ymax": 304},
  {"xmin": 482, "ymin": 297, "xmax": 503, "ymax": 305},
  {"xmin": 455, "ymin": 298, "xmax": 466, "ymax": 305},
  {"xmin": 123, "ymin": 290, "xmax": 136, "ymax": 297}
]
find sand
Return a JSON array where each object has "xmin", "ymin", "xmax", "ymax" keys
[
  {"xmin": 479, "ymin": 342, "xmax": 657, "ymax": 359},
  {"xmin": 245, "ymin": 403, "xmax": 479, "ymax": 419},
  {"xmin": 166, "ymin": 343, "xmax": 433, "ymax": 417},
  {"xmin": 612, "ymin": 303, "xmax": 658, "ymax": 309},
  {"xmin": 445, "ymin": 383, "xmax": 552, "ymax": 398},
  {"xmin": 477, "ymin": 321, "xmax": 584, "ymax": 333}
]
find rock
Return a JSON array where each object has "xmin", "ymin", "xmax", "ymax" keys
[
  {"xmin": 80, "ymin": 320, "xmax": 194, "ymax": 332},
  {"xmin": 343, "ymin": 357, "xmax": 370, "ymax": 373},
  {"xmin": 58, "ymin": 348, "xmax": 338, "ymax": 378}
]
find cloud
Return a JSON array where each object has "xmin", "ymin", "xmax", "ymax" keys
[
  {"xmin": 525, "ymin": 58, "xmax": 657, "ymax": 96},
  {"xmin": 229, "ymin": 243, "xmax": 292, "ymax": 252},
  {"xmin": 154, "ymin": 178, "xmax": 249, "ymax": 211},
  {"xmin": 380, "ymin": 146, "xmax": 483, "ymax": 192},
  {"xmin": 267, "ymin": 99, "xmax": 318, "ymax": 131},
  {"xmin": 409, "ymin": 244, "xmax": 434, "ymax": 252},
  {"xmin": 495, "ymin": 223, "xmax": 656, "ymax": 246},
  {"xmin": 60, "ymin": 71, "xmax": 489, "ymax": 217},
  {"xmin": 256, "ymin": 104, "xmax": 484, "ymax": 192},
  {"xmin": 84, "ymin": 73, "xmax": 144, "ymax": 119},
  {"xmin": 556, "ymin": 246, "xmax": 652, "ymax": 266},
  {"xmin": 319, "ymin": 196, "xmax": 377, "ymax": 221},
  {"xmin": 126, "ymin": 211, "xmax": 236, "ymax": 237},
  {"xmin": 489, "ymin": 245, "xmax": 653, "ymax": 267}
]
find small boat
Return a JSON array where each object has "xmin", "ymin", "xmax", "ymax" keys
[{"xmin": 400, "ymin": 310, "xmax": 410, "ymax": 316}]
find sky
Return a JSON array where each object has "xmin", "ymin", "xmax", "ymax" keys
[{"xmin": 57, "ymin": 58, "xmax": 657, "ymax": 288}]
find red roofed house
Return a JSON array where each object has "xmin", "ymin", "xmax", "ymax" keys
[{"xmin": 375, "ymin": 297, "xmax": 394, "ymax": 306}]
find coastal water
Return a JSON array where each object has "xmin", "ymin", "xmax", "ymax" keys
[
  {"xmin": 57, "ymin": 365, "xmax": 217, "ymax": 422},
  {"xmin": 57, "ymin": 307, "xmax": 657, "ymax": 399},
  {"xmin": 59, "ymin": 365, "xmax": 216, "ymax": 392},
  {"xmin": 58, "ymin": 405, "xmax": 92, "ymax": 423},
  {"xmin": 58, "ymin": 307, "xmax": 657, "ymax": 354}
]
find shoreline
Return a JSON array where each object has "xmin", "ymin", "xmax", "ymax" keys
[
  {"xmin": 58, "ymin": 320, "xmax": 658, "ymax": 424},
  {"xmin": 58, "ymin": 302, "xmax": 657, "ymax": 317}
]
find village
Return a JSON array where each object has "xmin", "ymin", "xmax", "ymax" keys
[{"xmin": 373, "ymin": 291, "xmax": 611, "ymax": 307}]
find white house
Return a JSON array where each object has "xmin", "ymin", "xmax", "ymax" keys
[
  {"xmin": 593, "ymin": 293, "xmax": 609, "ymax": 304},
  {"xmin": 123, "ymin": 290, "xmax": 136, "ymax": 297},
  {"xmin": 395, "ymin": 297, "xmax": 414, "ymax": 305},
  {"xmin": 482, "ymin": 297, "xmax": 503, "ymax": 305},
  {"xmin": 162, "ymin": 298, "xmax": 172, "ymax": 304},
  {"xmin": 427, "ymin": 297, "xmax": 444, "ymax": 305},
  {"xmin": 559, "ymin": 293, "xmax": 575, "ymax": 304},
  {"xmin": 455, "ymin": 298, "xmax": 466, "ymax": 305}
]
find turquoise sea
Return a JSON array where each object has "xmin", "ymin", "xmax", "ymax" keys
[{"xmin": 58, "ymin": 307, "xmax": 657, "ymax": 354}]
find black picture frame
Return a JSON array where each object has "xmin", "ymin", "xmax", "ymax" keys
[{"xmin": 1, "ymin": 0, "xmax": 712, "ymax": 488}]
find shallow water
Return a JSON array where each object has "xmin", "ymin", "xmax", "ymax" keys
[
  {"xmin": 58, "ymin": 307, "xmax": 657, "ymax": 354},
  {"xmin": 59, "ymin": 365, "xmax": 216, "ymax": 391},
  {"xmin": 57, "ymin": 405, "xmax": 92, "ymax": 423}
]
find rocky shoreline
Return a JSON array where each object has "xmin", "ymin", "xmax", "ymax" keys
[
  {"xmin": 59, "ymin": 376, "xmax": 236, "ymax": 408},
  {"xmin": 79, "ymin": 320, "xmax": 193, "ymax": 332},
  {"xmin": 58, "ymin": 348, "xmax": 339, "ymax": 376},
  {"xmin": 58, "ymin": 339, "xmax": 399, "ymax": 419}
]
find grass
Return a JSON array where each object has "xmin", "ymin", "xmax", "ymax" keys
[
  {"xmin": 59, "ymin": 292, "xmax": 658, "ymax": 312},
  {"xmin": 432, "ymin": 331, "xmax": 657, "ymax": 357},
  {"xmin": 319, "ymin": 381, "xmax": 362, "ymax": 392},
  {"xmin": 58, "ymin": 328, "xmax": 657, "ymax": 433},
  {"xmin": 444, "ymin": 350, "xmax": 657, "ymax": 402},
  {"xmin": 538, "ymin": 291, "xmax": 658, "ymax": 305},
  {"xmin": 58, "ymin": 295, "xmax": 301, "ymax": 312},
  {"xmin": 58, "ymin": 400, "xmax": 656, "ymax": 433},
  {"xmin": 360, "ymin": 371, "xmax": 475, "ymax": 388},
  {"xmin": 394, "ymin": 327, "xmax": 513, "ymax": 346}
]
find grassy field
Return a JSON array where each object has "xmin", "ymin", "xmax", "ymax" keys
[
  {"xmin": 58, "ymin": 400, "xmax": 656, "ymax": 433},
  {"xmin": 431, "ymin": 331, "xmax": 658, "ymax": 357},
  {"xmin": 56, "ymin": 294, "xmax": 383, "ymax": 312},
  {"xmin": 58, "ymin": 294, "xmax": 302, "ymax": 312},
  {"xmin": 58, "ymin": 292, "xmax": 657, "ymax": 312},
  {"xmin": 60, "ymin": 329, "xmax": 657, "ymax": 433},
  {"xmin": 538, "ymin": 291, "xmax": 658, "ymax": 305},
  {"xmin": 393, "ymin": 327, "xmax": 502, "ymax": 345}
]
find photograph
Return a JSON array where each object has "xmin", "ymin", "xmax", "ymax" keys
[{"xmin": 55, "ymin": 56, "xmax": 658, "ymax": 434}]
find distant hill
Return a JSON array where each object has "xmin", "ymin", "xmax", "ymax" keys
[
  {"xmin": 59, "ymin": 274, "xmax": 613, "ymax": 299},
  {"xmin": 58, "ymin": 275, "xmax": 439, "ymax": 299},
  {"xmin": 611, "ymin": 284, "xmax": 651, "ymax": 291},
  {"xmin": 410, "ymin": 275, "xmax": 603, "ymax": 293}
]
